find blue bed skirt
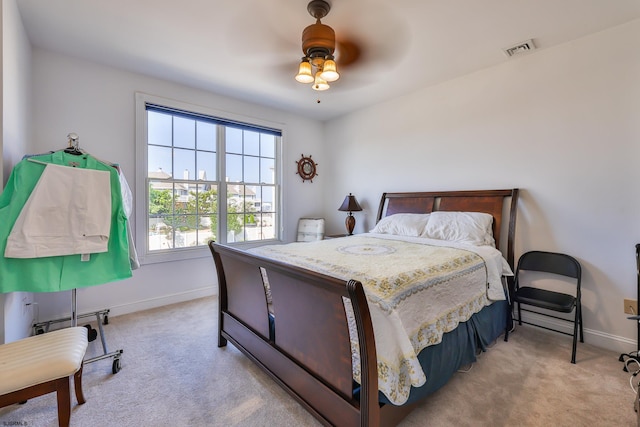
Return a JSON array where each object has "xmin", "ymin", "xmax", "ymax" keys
[
  {"xmin": 355, "ymin": 300, "xmax": 508, "ymax": 406},
  {"xmin": 270, "ymin": 299, "xmax": 508, "ymax": 406}
]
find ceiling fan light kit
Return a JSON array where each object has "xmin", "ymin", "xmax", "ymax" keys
[{"xmin": 295, "ymin": 0, "xmax": 341, "ymax": 91}]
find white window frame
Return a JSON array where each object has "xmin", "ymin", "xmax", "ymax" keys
[{"xmin": 135, "ymin": 92, "xmax": 284, "ymax": 264}]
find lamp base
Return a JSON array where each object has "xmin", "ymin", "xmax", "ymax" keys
[{"xmin": 345, "ymin": 214, "xmax": 355, "ymax": 235}]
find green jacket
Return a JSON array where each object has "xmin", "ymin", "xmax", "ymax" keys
[{"xmin": 0, "ymin": 151, "xmax": 132, "ymax": 292}]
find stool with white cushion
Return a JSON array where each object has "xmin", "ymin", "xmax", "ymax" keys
[{"xmin": 0, "ymin": 327, "xmax": 89, "ymax": 427}]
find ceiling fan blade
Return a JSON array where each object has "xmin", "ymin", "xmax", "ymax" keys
[
  {"xmin": 222, "ymin": 1, "xmax": 302, "ymax": 62},
  {"xmin": 335, "ymin": 38, "xmax": 362, "ymax": 68},
  {"xmin": 329, "ymin": 1, "xmax": 410, "ymax": 73}
]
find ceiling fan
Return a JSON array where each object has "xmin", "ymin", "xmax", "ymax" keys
[
  {"xmin": 294, "ymin": 0, "xmax": 361, "ymax": 91},
  {"xmin": 228, "ymin": 0, "xmax": 409, "ymax": 94}
]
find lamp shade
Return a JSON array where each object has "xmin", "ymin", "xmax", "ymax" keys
[
  {"xmin": 295, "ymin": 59, "xmax": 314, "ymax": 83},
  {"xmin": 313, "ymin": 72, "xmax": 330, "ymax": 91},
  {"xmin": 320, "ymin": 58, "xmax": 339, "ymax": 82},
  {"xmin": 338, "ymin": 193, "xmax": 362, "ymax": 212}
]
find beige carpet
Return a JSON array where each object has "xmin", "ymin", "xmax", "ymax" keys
[{"xmin": 0, "ymin": 296, "xmax": 636, "ymax": 426}]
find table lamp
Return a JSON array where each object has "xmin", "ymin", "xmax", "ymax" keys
[{"xmin": 338, "ymin": 193, "xmax": 363, "ymax": 235}]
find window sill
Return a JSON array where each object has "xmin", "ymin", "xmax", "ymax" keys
[
  {"xmin": 139, "ymin": 246, "xmax": 210, "ymax": 265},
  {"xmin": 139, "ymin": 239, "xmax": 283, "ymax": 265}
]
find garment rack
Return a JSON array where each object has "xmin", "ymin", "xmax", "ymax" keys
[
  {"xmin": 32, "ymin": 133, "xmax": 124, "ymax": 374},
  {"xmin": 64, "ymin": 133, "xmax": 82, "ymax": 329},
  {"xmin": 619, "ymin": 244, "xmax": 640, "ymax": 373},
  {"xmin": 633, "ymin": 243, "xmax": 640, "ymax": 354},
  {"xmin": 33, "ymin": 308, "xmax": 123, "ymax": 374}
]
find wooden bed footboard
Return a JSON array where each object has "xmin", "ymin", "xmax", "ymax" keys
[{"xmin": 209, "ymin": 242, "xmax": 385, "ymax": 427}]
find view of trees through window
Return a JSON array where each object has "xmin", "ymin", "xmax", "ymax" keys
[{"xmin": 145, "ymin": 105, "xmax": 280, "ymax": 252}]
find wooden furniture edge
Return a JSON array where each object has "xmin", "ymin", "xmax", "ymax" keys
[{"xmin": 0, "ymin": 363, "xmax": 86, "ymax": 427}]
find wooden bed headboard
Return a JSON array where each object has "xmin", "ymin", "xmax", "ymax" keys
[{"xmin": 375, "ymin": 189, "xmax": 519, "ymax": 268}]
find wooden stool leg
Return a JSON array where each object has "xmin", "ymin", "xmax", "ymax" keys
[
  {"xmin": 55, "ymin": 377, "xmax": 71, "ymax": 427},
  {"xmin": 74, "ymin": 363, "xmax": 86, "ymax": 405}
]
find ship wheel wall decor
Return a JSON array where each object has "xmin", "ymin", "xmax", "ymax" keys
[{"xmin": 296, "ymin": 154, "xmax": 318, "ymax": 182}]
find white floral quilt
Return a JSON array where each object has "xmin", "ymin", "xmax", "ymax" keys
[{"xmin": 248, "ymin": 233, "xmax": 511, "ymax": 405}]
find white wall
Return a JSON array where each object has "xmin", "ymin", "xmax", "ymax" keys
[
  {"xmin": 29, "ymin": 48, "xmax": 327, "ymax": 323},
  {"xmin": 324, "ymin": 20, "xmax": 640, "ymax": 353},
  {"xmin": 1, "ymin": 0, "xmax": 34, "ymax": 343}
]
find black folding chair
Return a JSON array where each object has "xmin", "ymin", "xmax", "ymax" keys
[{"xmin": 512, "ymin": 250, "xmax": 583, "ymax": 363}]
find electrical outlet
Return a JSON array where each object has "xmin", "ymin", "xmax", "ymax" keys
[{"xmin": 624, "ymin": 298, "xmax": 638, "ymax": 315}]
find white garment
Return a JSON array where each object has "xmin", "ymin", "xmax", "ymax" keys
[
  {"xmin": 85, "ymin": 157, "xmax": 139, "ymax": 269},
  {"xmin": 117, "ymin": 167, "xmax": 140, "ymax": 269},
  {"xmin": 5, "ymin": 163, "xmax": 112, "ymax": 258}
]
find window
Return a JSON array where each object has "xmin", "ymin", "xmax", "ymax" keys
[{"xmin": 135, "ymin": 94, "xmax": 282, "ymax": 263}]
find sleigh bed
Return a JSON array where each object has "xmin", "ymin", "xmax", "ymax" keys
[{"xmin": 209, "ymin": 189, "xmax": 519, "ymax": 426}]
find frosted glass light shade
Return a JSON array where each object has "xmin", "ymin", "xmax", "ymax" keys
[
  {"xmin": 320, "ymin": 58, "xmax": 339, "ymax": 82},
  {"xmin": 313, "ymin": 72, "xmax": 330, "ymax": 91},
  {"xmin": 295, "ymin": 60, "xmax": 314, "ymax": 83}
]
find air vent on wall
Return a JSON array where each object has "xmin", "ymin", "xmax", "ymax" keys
[{"xmin": 503, "ymin": 39, "xmax": 536, "ymax": 57}]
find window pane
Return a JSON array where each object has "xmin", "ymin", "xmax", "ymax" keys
[
  {"xmin": 174, "ymin": 116, "xmax": 195, "ymax": 149},
  {"xmin": 148, "ymin": 145, "xmax": 173, "ymax": 177},
  {"xmin": 197, "ymin": 184, "xmax": 217, "ymax": 215},
  {"xmin": 149, "ymin": 215, "xmax": 174, "ymax": 250},
  {"xmin": 251, "ymin": 186, "xmax": 262, "ymax": 213},
  {"xmin": 256, "ymin": 214, "xmax": 275, "ymax": 239},
  {"xmin": 245, "ymin": 185, "xmax": 258, "ymax": 214},
  {"xmin": 173, "ymin": 226, "xmax": 189, "ymax": 248},
  {"xmin": 260, "ymin": 186, "xmax": 276, "ymax": 213},
  {"xmin": 227, "ymin": 213, "xmax": 244, "ymax": 243},
  {"xmin": 227, "ymin": 185, "xmax": 245, "ymax": 214},
  {"xmin": 148, "ymin": 181, "xmax": 174, "ymax": 215},
  {"xmin": 226, "ymin": 153, "xmax": 242, "ymax": 182},
  {"xmin": 260, "ymin": 158, "xmax": 275, "ymax": 184},
  {"xmin": 244, "ymin": 131, "xmax": 260, "ymax": 156},
  {"xmin": 261, "ymin": 134, "xmax": 275, "ymax": 158},
  {"xmin": 197, "ymin": 121, "xmax": 216, "ymax": 152},
  {"xmin": 197, "ymin": 151, "xmax": 216, "ymax": 181},
  {"xmin": 174, "ymin": 148, "xmax": 195, "ymax": 180},
  {"xmin": 183, "ymin": 183, "xmax": 199, "ymax": 215},
  {"xmin": 148, "ymin": 111, "xmax": 172, "ymax": 147},
  {"xmin": 243, "ymin": 156, "xmax": 259, "ymax": 183},
  {"xmin": 226, "ymin": 127, "xmax": 242, "ymax": 154},
  {"xmin": 227, "ymin": 184, "xmax": 241, "ymax": 202},
  {"xmin": 173, "ymin": 184, "xmax": 190, "ymax": 215},
  {"xmin": 251, "ymin": 186, "xmax": 275, "ymax": 241},
  {"xmin": 198, "ymin": 229, "xmax": 215, "ymax": 247},
  {"xmin": 197, "ymin": 182, "xmax": 217, "ymax": 244}
]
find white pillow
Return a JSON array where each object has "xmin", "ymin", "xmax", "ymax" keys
[
  {"xmin": 370, "ymin": 213, "xmax": 431, "ymax": 237},
  {"xmin": 422, "ymin": 211, "xmax": 495, "ymax": 246}
]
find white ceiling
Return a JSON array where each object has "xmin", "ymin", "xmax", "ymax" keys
[{"xmin": 16, "ymin": 0, "xmax": 640, "ymax": 121}]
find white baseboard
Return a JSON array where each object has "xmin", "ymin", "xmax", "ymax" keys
[
  {"xmin": 517, "ymin": 311, "xmax": 637, "ymax": 355},
  {"xmin": 88, "ymin": 286, "xmax": 216, "ymax": 319}
]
